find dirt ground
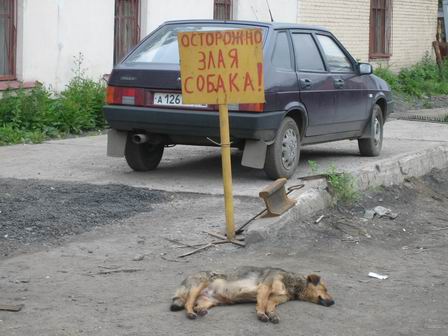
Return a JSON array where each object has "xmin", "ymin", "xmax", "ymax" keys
[{"xmin": 1, "ymin": 169, "xmax": 448, "ymax": 336}]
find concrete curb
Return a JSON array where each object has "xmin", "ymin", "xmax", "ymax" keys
[{"xmin": 246, "ymin": 143, "xmax": 448, "ymax": 244}]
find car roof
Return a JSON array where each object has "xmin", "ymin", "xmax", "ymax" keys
[{"xmin": 163, "ymin": 19, "xmax": 330, "ymax": 33}]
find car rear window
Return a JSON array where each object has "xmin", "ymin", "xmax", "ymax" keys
[{"xmin": 124, "ymin": 23, "xmax": 268, "ymax": 65}]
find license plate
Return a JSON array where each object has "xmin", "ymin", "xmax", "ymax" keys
[{"xmin": 153, "ymin": 93, "xmax": 206, "ymax": 107}]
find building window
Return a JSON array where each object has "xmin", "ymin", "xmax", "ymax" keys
[
  {"xmin": 214, "ymin": 0, "xmax": 232, "ymax": 20},
  {"xmin": 114, "ymin": 0, "xmax": 140, "ymax": 64},
  {"xmin": 0, "ymin": 0, "xmax": 16, "ymax": 80},
  {"xmin": 370, "ymin": 0, "xmax": 392, "ymax": 59}
]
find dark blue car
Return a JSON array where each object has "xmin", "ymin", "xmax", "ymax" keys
[{"xmin": 104, "ymin": 20, "xmax": 393, "ymax": 179}]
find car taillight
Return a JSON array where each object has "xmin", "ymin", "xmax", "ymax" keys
[
  {"xmin": 226, "ymin": 103, "xmax": 264, "ymax": 112},
  {"xmin": 106, "ymin": 86, "xmax": 145, "ymax": 106},
  {"xmin": 239, "ymin": 103, "xmax": 265, "ymax": 112}
]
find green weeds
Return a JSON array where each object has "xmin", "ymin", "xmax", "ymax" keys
[
  {"xmin": 374, "ymin": 56, "xmax": 448, "ymax": 98},
  {"xmin": 307, "ymin": 161, "xmax": 359, "ymax": 204},
  {"xmin": 0, "ymin": 53, "xmax": 106, "ymax": 145}
]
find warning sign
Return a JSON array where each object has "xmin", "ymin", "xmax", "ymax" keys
[{"xmin": 178, "ymin": 29, "xmax": 265, "ymax": 105}]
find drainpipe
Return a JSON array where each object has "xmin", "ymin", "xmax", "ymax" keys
[{"xmin": 444, "ymin": 0, "xmax": 448, "ymax": 41}]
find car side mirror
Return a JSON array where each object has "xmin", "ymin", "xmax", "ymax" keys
[{"xmin": 358, "ymin": 63, "xmax": 373, "ymax": 75}]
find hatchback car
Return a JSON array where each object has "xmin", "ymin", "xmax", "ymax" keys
[{"xmin": 104, "ymin": 20, "xmax": 393, "ymax": 179}]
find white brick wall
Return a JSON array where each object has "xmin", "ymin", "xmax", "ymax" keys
[{"xmin": 297, "ymin": 0, "xmax": 438, "ymax": 70}]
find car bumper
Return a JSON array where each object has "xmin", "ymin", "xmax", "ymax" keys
[{"xmin": 103, "ymin": 105, "xmax": 284, "ymax": 141}]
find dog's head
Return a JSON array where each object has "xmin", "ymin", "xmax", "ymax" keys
[{"xmin": 298, "ymin": 274, "xmax": 335, "ymax": 307}]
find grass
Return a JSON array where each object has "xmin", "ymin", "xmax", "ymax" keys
[
  {"xmin": 0, "ymin": 54, "xmax": 106, "ymax": 145},
  {"xmin": 374, "ymin": 56, "xmax": 448, "ymax": 98},
  {"xmin": 307, "ymin": 161, "xmax": 359, "ymax": 204}
]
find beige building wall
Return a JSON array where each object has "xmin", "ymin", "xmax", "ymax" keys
[
  {"xmin": 389, "ymin": 0, "xmax": 438, "ymax": 70},
  {"xmin": 297, "ymin": 1, "xmax": 371, "ymax": 62},
  {"xmin": 297, "ymin": 0, "xmax": 438, "ymax": 70}
]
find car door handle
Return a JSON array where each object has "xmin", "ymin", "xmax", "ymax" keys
[
  {"xmin": 334, "ymin": 79, "xmax": 345, "ymax": 89},
  {"xmin": 300, "ymin": 78, "xmax": 312, "ymax": 89}
]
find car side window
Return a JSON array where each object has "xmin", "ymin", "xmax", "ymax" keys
[
  {"xmin": 271, "ymin": 31, "xmax": 293, "ymax": 71},
  {"xmin": 316, "ymin": 35, "xmax": 353, "ymax": 73},
  {"xmin": 291, "ymin": 33, "xmax": 325, "ymax": 72}
]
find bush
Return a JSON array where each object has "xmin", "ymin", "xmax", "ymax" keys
[
  {"xmin": 374, "ymin": 56, "xmax": 448, "ymax": 98},
  {"xmin": 0, "ymin": 54, "xmax": 106, "ymax": 145}
]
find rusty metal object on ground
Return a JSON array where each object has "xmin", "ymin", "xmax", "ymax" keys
[{"xmin": 259, "ymin": 178, "xmax": 296, "ymax": 217}]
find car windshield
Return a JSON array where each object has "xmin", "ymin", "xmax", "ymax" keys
[{"xmin": 124, "ymin": 23, "xmax": 267, "ymax": 65}]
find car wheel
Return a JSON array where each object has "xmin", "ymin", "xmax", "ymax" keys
[
  {"xmin": 124, "ymin": 133, "xmax": 164, "ymax": 171},
  {"xmin": 358, "ymin": 104, "xmax": 383, "ymax": 157},
  {"xmin": 264, "ymin": 117, "xmax": 300, "ymax": 180}
]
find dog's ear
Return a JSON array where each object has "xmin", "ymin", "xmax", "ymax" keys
[{"xmin": 306, "ymin": 274, "xmax": 321, "ymax": 285}]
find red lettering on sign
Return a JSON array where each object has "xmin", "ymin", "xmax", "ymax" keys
[
  {"xmin": 217, "ymin": 49, "xmax": 225, "ymax": 68},
  {"xmin": 228, "ymin": 48, "xmax": 239, "ymax": 69},
  {"xmin": 223, "ymin": 31, "xmax": 232, "ymax": 45},
  {"xmin": 207, "ymin": 51, "xmax": 216, "ymax": 69},
  {"xmin": 257, "ymin": 62, "xmax": 263, "ymax": 91},
  {"xmin": 215, "ymin": 31, "xmax": 223, "ymax": 45},
  {"xmin": 245, "ymin": 30, "xmax": 254, "ymax": 45},
  {"xmin": 206, "ymin": 74, "xmax": 216, "ymax": 92},
  {"xmin": 254, "ymin": 30, "xmax": 262, "ymax": 44},
  {"xmin": 191, "ymin": 33, "xmax": 198, "ymax": 47},
  {"xmin": 205, "ymin": 33, "xmax": 214, "ymax": 46},
  {"xmin": 216, "ymin": 75, "xmax": 226, "ymax": 92},
  {"xmin": 197, "ymin": 75, "xmax": 205, "ymax": 92},
  {"xmin": 181, "ymin": 34, "xmax": 190, "ymax": 47},
  {"xmin": 229, "ymin": 73, "xmax": 239, "ymax": 92},
  {"xmin": 184, "ymin": 76, "xmax": 193, "ymax": 94},
  {"xmin": 198, "ymin": 51, "xmax": 206, "ymax": 70},
  {"xmin": 234, "ymin": 30, "xmax": 243, "ymax": 45},
  {"xmin": 243, "ymin": 72, "xmax": 255, "ymax": 91}
]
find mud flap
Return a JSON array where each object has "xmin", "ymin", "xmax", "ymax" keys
[
  {"xmin": 241, "ymin": 140, "xmax": 267, "ymax": 169},
  {"xmin": 259, "ymin": 178, "xmax": 296, "ymax": 217},
  {"xmin": 107, "ymin": 129, "xmax": 127, "ymax": 157}
]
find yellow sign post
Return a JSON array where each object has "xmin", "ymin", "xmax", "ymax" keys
[{"xmin": 178, "ymin": 29, "xmax": 265, "ymax": 240}]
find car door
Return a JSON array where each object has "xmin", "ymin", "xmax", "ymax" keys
[
  {"xmin": 315, "ymin": 34, "xmax": 368, "ymax": 132},
  {"xmin": 291, "ymin": 32, "xmax": 336, "ymax": 137}
]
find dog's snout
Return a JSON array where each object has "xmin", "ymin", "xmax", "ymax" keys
[{"xmin": 319, "ymin": 296, "xmax": 335, "ymax": 307}]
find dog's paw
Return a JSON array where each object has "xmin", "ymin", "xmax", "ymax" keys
[
  {"xmin": 257, "ymin": 312, "xmax": 269, "ymax": 323},
  {"xmin": 186, "ymin": 312, "xmax": 198, "ymax": 320},
  {"xmin": 267, "ymin": 312, "xmax": 280, "ymax": 324}
]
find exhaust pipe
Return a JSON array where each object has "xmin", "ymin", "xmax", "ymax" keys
[{"xmin": 132, "ymin": 134, "xmax": 148, "ymax": 144}]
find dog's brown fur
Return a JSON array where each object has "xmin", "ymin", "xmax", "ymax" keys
[{"xmin": 170, "ymin": 266, "xmax": 334, "ymax": 323}]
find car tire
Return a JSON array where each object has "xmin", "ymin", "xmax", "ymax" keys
[
  {"xmin": 358, "ymin": 104, "xmax": 384, "ymax": 157},
  {"xmin": 124, "ymin": 134, "xmax": 164, "ymax": 171},
  {"xmin": 264, "ymin": 117, "xmax": 300, "ymax": 180}
]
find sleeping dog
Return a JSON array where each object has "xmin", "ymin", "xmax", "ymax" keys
[{"xmin": 170, "ymin": 266, "xmax": 335, "ymax": 323}]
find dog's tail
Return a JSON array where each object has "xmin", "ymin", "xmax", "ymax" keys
[{"xmin": 170, "ymin": 296, "xmax": 186, "ymax": 311}]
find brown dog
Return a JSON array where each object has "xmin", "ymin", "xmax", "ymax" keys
[{"xmin": 170, "ymin": 266, "xmax": 334, "ymax": 323}]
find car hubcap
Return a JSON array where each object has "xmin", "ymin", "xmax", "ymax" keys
[
  {"xmin": 373, "ymin": 117, "xmax": 381, "ymax": 146},
  {"xmin": 282, "ymin": 128, "xmax": 297, "ymax": 170}
]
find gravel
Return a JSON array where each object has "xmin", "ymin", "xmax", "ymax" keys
[{"xmin": 0, "ymin": 179, "xmax": 167, "ymax": 257}]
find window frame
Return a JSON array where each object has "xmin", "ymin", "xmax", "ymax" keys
[
  {"xmin": 290, "ymin": 30, "xmax": 327, "ymax": 74},
  {"xmin": 114, "ymin": 0, "xmax": 141, "ymax": 64},
  {"xmin": 213, "ymin": 0, "xmax": 233, "ymax": 20},
  {"xmin": 369, "ymin": 0, "xmax": 392, "ymax": 59},
  {"xmin": 0, "ymin": 0, "xmax": 16, "ymax": 81},
  {"xmin": 270, "ymin": 30, "xmax": 294, "ymax": 72},
  {"xmin": 314, "ymin": 33, "xmax": 357, "ymax": 74}
]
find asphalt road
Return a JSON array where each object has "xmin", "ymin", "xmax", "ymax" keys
[
  {"xmin": 0, "ymin": 120, "xmax": 447, "ymax": 197},
  {"xmin": 1, "ymin": 119, "xmax": 448, "ymax": 336}
]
